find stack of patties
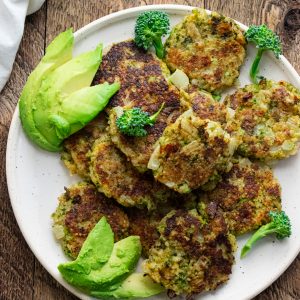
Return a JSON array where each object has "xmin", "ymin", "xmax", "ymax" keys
[
  {"xmin": 55, "ymin": 39, "xmax": 187, "ymax": 260},
  {"xmin": 142, "ymin": 9, "xmax": 300, "ymax": 298},
  {"xmin": 53, "ymin": 8, "xmax": 300, "ymax": 299}
]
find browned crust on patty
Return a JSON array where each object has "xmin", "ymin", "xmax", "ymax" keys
[
  {"xmin": 126, "ymin": 193, "xmax": 198, "ymax": 257},
  {"xmin": 127, "ymin": 208, "xmax": 162, "ymax": 258},
  {"xmin": 148, "ymin": 109, "xmax": 237, "ymax": 193},
  {"xmin": 183, "ymin": 87, "xmax": 227, "ymax": 124}
]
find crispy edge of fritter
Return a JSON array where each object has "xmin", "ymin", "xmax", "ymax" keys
[{"xmin": 89, "ymin": 133, "xmax": 175, "ymax": 210}]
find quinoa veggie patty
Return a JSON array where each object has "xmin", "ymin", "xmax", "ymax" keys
[
  {"xmin": 165, "ymin": 9, "xmax": 246, "ymax": 93},
  {"xmin": 143, "ymin": 209, "xmax": 236, "ymax": 296},
  {"xmin": 198, "ymin": 157, "xmax": 282, "ymax": 235},
  {"xmin": 225, "ymin": 79, "xmax": 300, "ymax": 160},
  {"xmin": 94, "ymin": 40, "xmax": 182, "ymax": 172},
  {"xmin": 52, "ymin": 182, "xmax": 129, "ymax": 259},
  {"xmin": 148, "ymin": 109, "xmax": 238, "ymax": 193},
  {"xmin": 90, "ymin": 130, "xmax": 173, "ymax": 210}
]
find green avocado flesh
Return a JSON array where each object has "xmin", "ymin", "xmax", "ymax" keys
[
  {"xmin": 59, "ymin": 236, "xmax": 141, "ymax": 290},
  {"xmin": 89, "ymin": 236, "xmax": 142, "ymax": 289},
  {"xmin": 49, "ymin": 83, "xmax": 119, "ymax": 139},
  {"xmin": 19, "ymin": 28, "xmax": 74, "ymax": 151},
  {"xmin": 59, "ymin": 217, "xmax": 114, "ymax": 275},
  {"xmin": 19, "ymin": 29, "xmax": 120, "ymax": 152},
  {"xmin": 58, "ymin": 216, "xmax": 163, "ymax": 299},
  {"xmin": 91, "ymin": 273, "xmax": 165, "ymax": 299},
  {"xmin": 58, "ymin": 217, "xmax": 143, "ymax": 294}
]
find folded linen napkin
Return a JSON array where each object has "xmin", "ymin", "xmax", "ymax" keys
[{"xmin": 0, "ymin": 0, "xmax": 45, "ymax": 92}]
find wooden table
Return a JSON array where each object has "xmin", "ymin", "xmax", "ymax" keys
[{"xmin": 1, "ymin": 0, "xmax": 300, "ymax": 299}]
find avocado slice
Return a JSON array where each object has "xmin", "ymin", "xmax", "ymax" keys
[
  {"xmin": 32, "ymin": 44, "xmax": 116, "ymax": 151},
  {"xmin": 48, "ymin": 82, "xmax": 120, "ymax": 141},
  {"xmin": 88, "ymin": 236, "xmax": 141, "ymax": 289},
  {"xmin": 58, "ymin": 236, "xmax": 141, "ymax": 290},
  {"xmin": 59, "ymin": 217, "xmax": 114, "ymax": 275},
  {"xmin": 91, "ymin": 273, "xmax": 165, "ymax": 299},
  {"xmin": 19, "ymin": 28, "xmax": 74, "ymax": 151},
  {"xmin": 19, "ymin": 29, "xmax": 120, "ymax": 152}
]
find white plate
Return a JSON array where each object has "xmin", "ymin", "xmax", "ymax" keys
[{"xmin": 6, "ymin": 4, "xmax": 300, "ymax": 300}]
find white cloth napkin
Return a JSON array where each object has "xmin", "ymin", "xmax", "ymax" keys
[{"xmin": 0, "ymin": 0, "xmax": 45, "ymax": 92}]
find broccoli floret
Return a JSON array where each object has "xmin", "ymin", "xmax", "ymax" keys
[
  {"xmin": 134, "ymin": 11, "xmax": 170, "ymax": 59},
  {"xmin": 212, "ymin": 93, "xmax": 222, "ymax": 101},
  {"xmin": 245, "ymin": 24, "xmax": 282, "ymax": 83},
  {"xmin": 241, "ymin": 211, "xmax": 291, "ymax": 258},
  {"xmin": 116, "ymin": 103, "xmax": 165, "ymax": 137}
]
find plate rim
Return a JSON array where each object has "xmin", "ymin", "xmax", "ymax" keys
[{"xmin": 6, "ymin": 4, "xmax": 300, "ymax": 300}]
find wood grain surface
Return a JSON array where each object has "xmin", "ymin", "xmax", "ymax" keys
[{"xmin": 1, "ymin": 0, "xmax": 300, "ymax": 299}]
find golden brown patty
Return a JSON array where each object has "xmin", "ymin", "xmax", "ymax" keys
[
  {"xmin": 198, "ymin": 157, "xmax": 282, "ymax": 235},
  {"xmin": 225, "ymin": 79, "xmax": 300, "ymax": 160},
  {"xmin": 61, "ymin": 114, "xmax": 108, "ymax": 178},
  {"xmin": 90, "ymin": 130, "xmax": 173, "ymax": 210},
  {"xmin": 143, "ymin": 209, "xmax": 236, "ymax": 296},
  {"xmin": 165, "ymin": 9, "xmax": 246, "ymax": 92},
  {"xmin": 94, "ymin": 40, "xmax": 182, "ymax": 172},
  {"xmin": 52, "ymin": 182, "xmax": 129, "ymax": 259},
  {"xmin": 148, "ymin": 109, "xmax": 239, "ymax": 193}
]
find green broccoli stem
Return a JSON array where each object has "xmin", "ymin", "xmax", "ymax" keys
[
  {"xmin": 152, "ymin": 37, "xmax": 164, "ymax": 59},
  {"xmin": 241, "ymin": 222, "xmax": 276, "ymax": 258},
  {"xmin": 250, "ymin": 48, "xmax": 264, "ymax": 84},
  {"xmin": 149, "ymin": 102, "xmax": 165, "ymax": 124}
]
